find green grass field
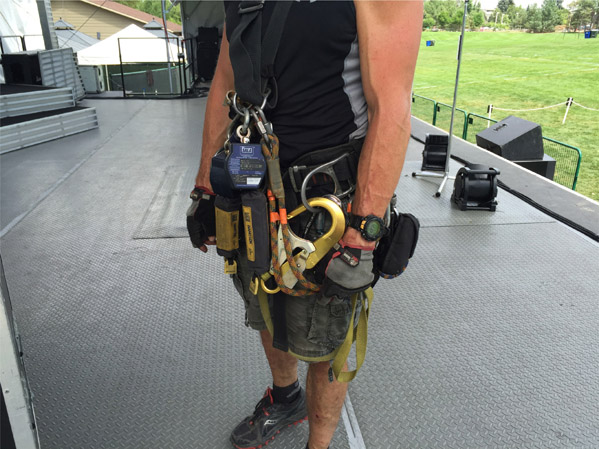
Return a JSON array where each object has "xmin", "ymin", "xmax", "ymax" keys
[{"xmin": 413, "ymin": 31, "xmax": 599, "ymax": 200}]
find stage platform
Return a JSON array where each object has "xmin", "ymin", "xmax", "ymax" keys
[{"xmin": 1, "ymin": 97, "xmax": 598, "ymax": 449}]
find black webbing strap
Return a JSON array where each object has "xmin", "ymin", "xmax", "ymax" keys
[
  {"xmin": 271, "ymin": 291, "xmax": 289, "ymax": 352},
  {"xmin": 229, "ymin": 0, "xmax": 292, "ymax": 106}
]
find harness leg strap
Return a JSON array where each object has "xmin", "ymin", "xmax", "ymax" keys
[{"xmin": 271, "ymin": 292, "xmax": 289, "ymax": 351}]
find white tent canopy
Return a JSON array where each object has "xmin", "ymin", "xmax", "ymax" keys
[{"xmin": 77, "ymin": 24, "xmax": 179, "ymax": 66}]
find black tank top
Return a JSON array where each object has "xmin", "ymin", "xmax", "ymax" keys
[{"xmin": 225, "ymin": 1, "xmax": 368, "ymax": 168}]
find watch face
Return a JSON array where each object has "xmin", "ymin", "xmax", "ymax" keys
[{"xmin": 365, "ymin": 219, "xmax": 381, "ymax": 238}]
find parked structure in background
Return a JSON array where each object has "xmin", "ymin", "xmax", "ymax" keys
[{"xmin": 50, "ymin": 0, "xmax": 181, "ymax": 40}]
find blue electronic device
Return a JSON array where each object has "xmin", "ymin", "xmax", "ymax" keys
[{"xmin": 226, "ymin": 143, "xmax": 267, "ymax": 189}]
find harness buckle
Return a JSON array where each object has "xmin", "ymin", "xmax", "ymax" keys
[{"xmin": 238, "ymin": 0, "xmax": 265, "ymax": 14}]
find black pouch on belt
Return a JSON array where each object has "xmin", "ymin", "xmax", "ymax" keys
[
  {"xmin": 215, "ymin": 195, "xmax": 241, "ymax": 259},
  {"xmin": 374, "ymin": 212, "xmax": 420, "ymax": 281},
  {"xmin": 240, "ymin": 190, "xmax": 271, "ymax": 276}
]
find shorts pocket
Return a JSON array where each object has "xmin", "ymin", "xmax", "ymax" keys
[{"xmin": 306, "ymin": 295, "xmax": 352, "ymax": 347}]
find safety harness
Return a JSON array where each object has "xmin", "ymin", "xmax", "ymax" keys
[{"xmin": 217, "ymin": 0, "xmax": 374, "ymax": 382}]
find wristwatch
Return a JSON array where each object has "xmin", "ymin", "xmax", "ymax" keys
[{"xmin": 348, "ymin": 213, "xmax": 386, "ymax": 241}]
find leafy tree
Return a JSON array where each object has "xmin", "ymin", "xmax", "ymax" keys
[
  {"xmin": 526, "ymin": 4, "xmax": 544, "ymax": 31},
  {"xmin": 498, "ymin": 0, "xmax": 515, "ymax": 13},
  {"xmin": 423, "ymin": 17, "xmax": 436, "ymax": 28},
  {"xmin": 115, "ymin": 1, "xmax": 182, "ymax": 25},
  {"xmin": 570, "ymin": 0, "xmax": 599, "ymax": 29},
  {"xmin": 438, "ymin": 10, "xmax": 451, "ymax": 28},
  {"xmin": 541, "ymin": 0, "xmax": 561, "ymax": 31},
  {"xmin": 470, "ymin": 10, "xmax": 486, "ymax": 28}
]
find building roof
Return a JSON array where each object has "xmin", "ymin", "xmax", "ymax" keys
[
  {"xmin": 144, "ymin": 19, "xmax": 177, "ymax": 38},
  {"xmin": 80, "ymin": 0, "xmax": 182, "ymax": 34},
  {"xmin": 55, "ymin": 19, "xmax": 100, "ymax": 52},
  {"xmin": 54, "ymin": 18, "xmax": 75, "ymax": 30}
]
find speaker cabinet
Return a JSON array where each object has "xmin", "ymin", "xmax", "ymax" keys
[
  {"xmin": 476, "ymin": 115, "xmax": 544, "ymax": 161},
  {"xmin": 515, "ymin": 154, "xmax": 556, "ymax": 180},
  {"xmin": 196, "ymin": 27, "xmax": 219, "ymax": 81}
]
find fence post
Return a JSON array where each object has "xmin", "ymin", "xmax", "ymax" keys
[
  {"xmin": 487, "ymin": 104, "xmax": 493, "ymax": 127},
  {"xmin": 562, "ymin": 97, "xmax": 573, "ymax": 124}
]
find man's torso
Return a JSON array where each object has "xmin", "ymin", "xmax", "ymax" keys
[{"xmin": 225, "ymin": 0, "xmax": 368, "ymax": 168}]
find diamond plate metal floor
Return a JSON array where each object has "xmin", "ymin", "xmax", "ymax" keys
[{"xmin": 1, "ymin": 98, "xmax": 598, "ymax": 449}]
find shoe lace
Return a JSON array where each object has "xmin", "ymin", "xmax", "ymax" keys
[{"xmin": 249, "ymin": 388, "xmax": 274, "ymax": 425}]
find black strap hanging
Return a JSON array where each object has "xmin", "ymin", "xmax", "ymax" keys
[{"xmin": 228, "ymin": 0, "xmax": 292, "ymax": 107}]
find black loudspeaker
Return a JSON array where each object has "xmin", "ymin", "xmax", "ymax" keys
[
  {"xmin": 476, "ymin": 115, "xmax": 543, "ymax": 161},
  {"xmin": 515, "ymin": 154, "xmax": 556, "ymax": 180},
  {"xmin": 421, "ymin": 134, "xmax": 448, "ymax": 171},
  {"xmin": 196, "ymin": 27, "xmax": 219, "ymax": 81}
]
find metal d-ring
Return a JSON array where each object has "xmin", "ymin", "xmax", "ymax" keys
[
  {"xmin": 236, "ymin": 126, "xmax": 251, "ymax": 143},
  {"xmin": 260, "ymin": 277, "xmax": 280, "ymax": 295},
  {"xmin": 300, "ymin": 153, "xmax": 352, "ymax": 214}
]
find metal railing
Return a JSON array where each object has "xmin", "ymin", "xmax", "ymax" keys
[
  {"xmin": 434, "ymin": 102, "xmax": 468, "ymax": 139},
  {"xmin": 464, "ymin": 113, "xmax": 497, "ymax": 144},
  {"xmin": 0, "ymin": 34, "xmax": 43, "ymax": 54},
  {"xmin": 410, "ymin": 95, "xmax": 583, "ymax": 190},
  {"xmin": 542, "ymin": 137, "xmax": 582, "ymax": 190},
  {"xmin": 411, "ymin": 94, "xmax": 436, "ymax": 124},
  {"xmin": 116, "ymin": 37, "xmax": 188, "ymax": 97}
]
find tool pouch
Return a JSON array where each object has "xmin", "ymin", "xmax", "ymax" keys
[
  {"xmin": 374, "ymin": 212, "xmax": 420, "ymax": 280},
  {"xmin": 241, "ymin": 190, "xmax": 271, "ymax": 275},
  {"xmin": 215, "ymin": 195, "xmax": 241, "ymax": 259}
]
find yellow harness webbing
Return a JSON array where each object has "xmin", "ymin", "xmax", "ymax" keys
[{"xmin": 257, "ymin": 286, "xmax": 374, "ymax": 382}]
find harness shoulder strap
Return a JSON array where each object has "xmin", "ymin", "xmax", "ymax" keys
[{"xmin": 228, "ymin": 1, "xmax": 292, "ymax": 106}]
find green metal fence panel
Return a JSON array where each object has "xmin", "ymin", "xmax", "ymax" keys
[
  {"xmin": 411, "ymin": 94, "xmax": 436, "ymax": 125},
  {"xmin": 542, "ymin": 137, "xmax": 582, "ymax": 190},
  {"xmin": 434, "ymin": 102, "xmax": 468, "ymax": 139},
  {"xmin": 464, "ymin": 113, "xmax": 498, "ymax": 144}
]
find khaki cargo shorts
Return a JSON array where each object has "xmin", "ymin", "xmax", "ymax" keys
[{"xmin": 232, "ymin": 250, "xmax": 361, "ymax": 359}]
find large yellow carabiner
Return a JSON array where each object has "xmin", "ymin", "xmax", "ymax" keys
[{"xmin": 259, "ymin": 196, "xmax": 346, "ymax": 294}]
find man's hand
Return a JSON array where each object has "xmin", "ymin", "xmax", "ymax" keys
[
  {"xmin": 186, "ymin": 186, "xmax": 216, "ymax": 253},
  {"xmin": 322, "ymin": 239, "xmax": 375, "ymax": 299}
]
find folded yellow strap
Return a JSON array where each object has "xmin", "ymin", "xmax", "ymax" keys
[
  {"xmin": 332, "ymin": 288, "xmax": 373, "ymax": 382},
  {"xmin": 257, "ymin": 285, "xmax": 374, "ymax": 379}
]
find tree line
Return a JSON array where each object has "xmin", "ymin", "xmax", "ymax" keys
[
  {"xmin": 423, "ymin": 0, "xmax": 598, "ymax": 33},
  {"xmin": 115, "ymin": 0, "xmax": 182, "ymax": 25}
]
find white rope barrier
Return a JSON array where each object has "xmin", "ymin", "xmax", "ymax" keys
[
  {"xmin": 492, "ymin": 101, "xmax": 567, "ymax": 112},
  {"xmin": 488, "ymin": 97, "xmax": 597, "ymax": 125},
  {"xmin": 572, "ymin": 101, "xmax": 599, "ymax": 112}
]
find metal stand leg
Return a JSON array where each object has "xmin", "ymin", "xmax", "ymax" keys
[
  {"xmin": 412, "ymin": 0, "xmax": 468, "ymax": 198},
  {"xmin": 412, "ymin": 171, "xmax": 455, "ymax": 197}
]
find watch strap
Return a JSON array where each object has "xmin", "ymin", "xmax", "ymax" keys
[{"xmin": 348, "ymin": 213, "xmax": 366, "ymax": 232}]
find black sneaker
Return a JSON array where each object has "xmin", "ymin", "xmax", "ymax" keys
[{"xmin": 230, "ymin": 387, "xmax": 308, "ymax": 449}]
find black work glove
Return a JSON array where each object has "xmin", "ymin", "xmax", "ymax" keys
[
  {"xmin": 322, "ymin": 241, "xmax": 375, "ymax": 298},
  {"xmin": 186, "ymin": 186, "xmax": 216, "ymax": 252}
]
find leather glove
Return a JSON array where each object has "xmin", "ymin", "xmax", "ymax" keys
[
  {"xmin": 322, "ymin": 241, "xmax": 375, "ymax": 298},
  {"xmin": 186, "ymin": 186, "xmax": 216, "ymax": 251}
]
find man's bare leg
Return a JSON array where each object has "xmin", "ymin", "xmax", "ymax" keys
[
  {"xmin": 306, "ymin": 361, "xmax": 348, "ymax": 449},
  {"xmin": 260, "ymin": 330, "xmax": 298, "ymax": 386}
]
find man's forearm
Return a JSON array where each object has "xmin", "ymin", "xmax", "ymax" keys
[
  {"xmin": 194, "ymin": 83, "xmax": 231, "ymax": 188},
  {"xmin": 351, "ymin": 98, "xmax": 411, "ymax": 218},
  {"xmin": 195, "ymin": 29, "xmax": 234, "ymax": 189}
]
